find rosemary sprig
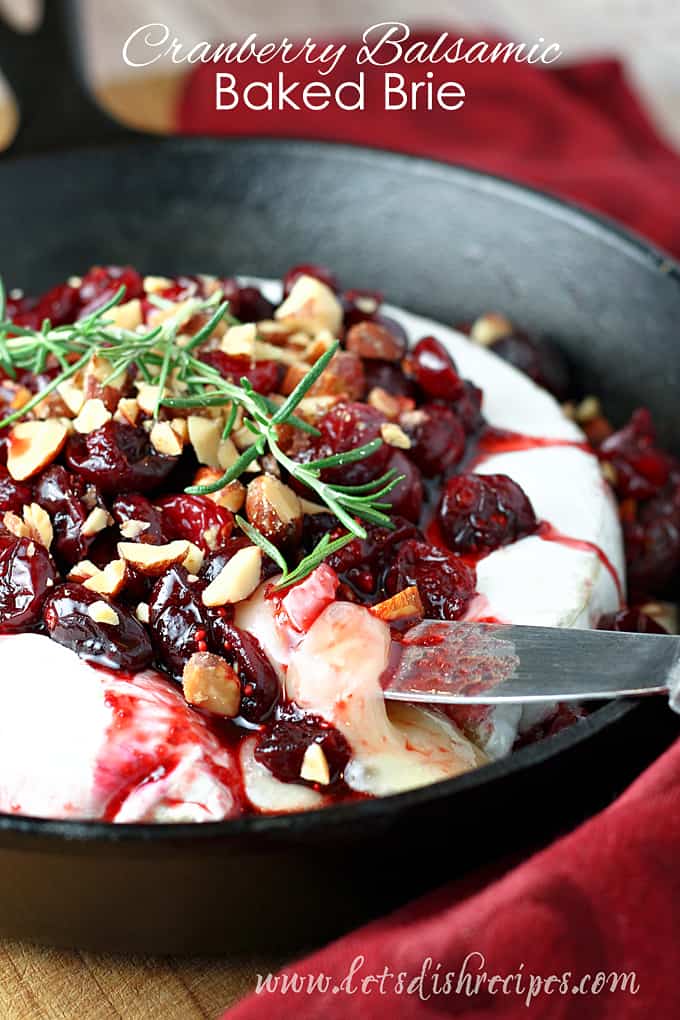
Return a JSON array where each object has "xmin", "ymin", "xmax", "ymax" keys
[{"xmin": 0, "ymin": 278, "xmax": 403, "ymax": 584}]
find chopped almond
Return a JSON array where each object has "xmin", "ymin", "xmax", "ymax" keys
[
  {"xmin": 202, "ymin": 546, "xmax": 262, "ymax": 607},
  {"xmin": 188, "ymin": 415, "xmax": 222, "ymax": 468},
  {"xmin": 183, "ymin": 542, "xmax": 205, "ymax": 575},
  {"xmin": 182, "ymin": 652, "xmax": 241, "ymax": 718},
  {"xmin": 300, "ymin": 743, "xmax": 331, "ymax": 785},
  {"xmin": 136, "ymin": 602, "xmax": 150, "ymax": 624},
  {"xmin": 7, "ymin": 420, "xmax": 69, "ymax": 481},
  {"xmin": 470, "ymin": 312, "xmax": 513, "ymax": 346},
  {"xmin": 575, "ymin": 396, "xmax": 601, "ymax": 425},
  {"xmin": 22, "ymin": 503, "xmax": 54, "ymax": 549},
  {"xmin": 150, "ymin": 421, "xmax": 184, "ymax": 457},
  {"xmin": 220, "ymin": 323, "xmax": 257, "ymax": 357},
  {"xmin": 136, "ymin": 383, "xmax": 165, "ymax": 416},
  {"xmin": 2, "ymin": 512, "xmax": 29, "ymax": 541},
  {"xmin": 275, "ymin": 275, "xmax": 343, "ymax": 336},
  {"xmin": 143, "ymin": 275, "xmax": 173, "ymax": 294},
  {"xmin": 57, "ymin": 380, "xmax": 86, "ymax": 416},
  {"xmin": 280, "ymin": 362, "xmax": 308, "ymax": 397},
  {"xmin": 246, "ymin": 474, "xmax": 302, "ymax": 548},
  {"xmin": 368, "ymin": 387, "xmax": 400, "ymax": 420},
  {"xmin": 299, "ymin": 497, "xmax": 328, "ymax": 516},
  {"xmin": 118, "ymin": 539, "xmax": 191, "ymax": 576},
  {"xmin": 192, "ymin": 468, "xmax": 246, "ymax": 512},
  {"xmin": 380, "ymin": 422, "xmax": 411, "ymax": 449},
  {"xmin": 88, "ymin": 601, "xmax": 120, "ymax": 626},
  {"xmin": 81, "ymin": 559, "xmax": 128, "ymax": 598},
  {"xmin": 68, "ymin": 560, "xmax": 99, "ymax": 583},
  {"xmin": 108, "ymin": 299, "xmax": 142, "ymax": 330},
  {"xmin": 115, "ymin": 397, "xmax": 140, "ymax": 426},
  {"xmin": 73, "ymin": 398, "xmax": 112, "ymax": 434},
  {"xmin": 119, "ymin": 519, "xmax": 151, "ymax": 540},
  {"xmin": 81, "ymin": 507, "xmax": 112, "ymax": 538},
  {"xmin": 371, "ymin": 586, "xmax": 424, "ymax": 623}
]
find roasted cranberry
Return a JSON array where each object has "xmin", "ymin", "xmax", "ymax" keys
[
  {"xmin": 363, "ymin": 359, "xmax": 416, "ymax": 398},
  {"xmin": 149, "ymin": 566, "xmax": 209, "ymax": 678},
  {"xmin": 383, "ymin": 451, "xmax": 423, "ymax": 522},
  {"xmin": 402, "ymin": 404, "xmax": 466, "ymax": 477},
  {"xmin": 157, "ymin": 494, "xmax": 233, "ymax": 554},
  {"xmin": 438, "ymin": 473, "xmax": 537, "ymax": 554},
  {"xmin": 65, "ymin": 421, "xmax": 178, "ymax": 494},
  {"xmin": 313, "ymin": 402, "xmax": 391, "ymax": 486},
  {"xmin": 490, "ymin": 332, "xmax": 570, "ymax": 401},
  {"xmin": 77, "ymin": 265, "xmax": 143, "ymax": 318},
  {"xmin": 42, "ymin": 583, "xmax": 153, "ymax": 670},
  {"xmin": 386, "ymin": 540, "xmax": 477, "ymax": 620},
  {"xmin": 0, "ymin": 535, "xmax": 57, "ymax": 632},
  {"xmin": 219, "ymin": 279, "xmax": 275, "ymax": 322},
  {"xmin": 450, "ymin": 380, "xmax": 484, "ymax": 435},
  {"xmin": 255, "ymin": 708, "xmax": 351, "ymax": 785},
  {"xmin": 345, "ymin": 319, "xmax": 407, "ymax": 362},
  {"xmin": 210, "ymin": 616, "xmax": 279, "ymax": 724},
  {"xmin": 34, "ymin": 283, "xmax": 79, "ymax": 326},
  {"xmin": 623, "ymin": 488, "xmax": 680, "ymax": 599},
  {"xmin": 0, "ymin": 466, "xmax": 32, "ymax": 513},
  {"xmin": 111, "ymin": 493, "xmax": 166, "ymax": 545},
  {"xmin": 598, "ymin": 608, "xmax": 667, "ymax": 635},
  {"xmin": 599, "ymin": 409, "xmax": 673, "ymax": 500},
  {"xmin": 34, "ymin": 466, "xmax": 102, "ymax": 566},
  {"xmin": 342, "ymin": 288, "xmax": 384, "ymax": 328},
  {"xmin": 405, "ymin": 336, "xmax": 465, "ymax": 401},
  {"xmin": 326, "ymin": 518, "xmax": 421, "ymax": 598},
  {"xmin": 200, "ymin": 350, "xmax": 283, "ymax": 395},
  {"xmin": 283, "ymin": 263, "xmax": 339, "ymax": 297}
]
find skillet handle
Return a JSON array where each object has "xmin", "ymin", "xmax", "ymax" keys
[{"xmin": 0, "ymin": 0, "xmax": 135, "ymax": 155}]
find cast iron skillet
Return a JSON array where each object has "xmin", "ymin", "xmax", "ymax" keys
[{"xmin": 0, "ymin": 3, "xmax": 678, "ymax": 954}]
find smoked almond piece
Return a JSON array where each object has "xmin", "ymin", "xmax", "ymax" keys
[
  {"xmin": 7, "ymin": 420, "xmax": 69, "ymax": 481},
  {"xmin": 182, "ymin": 652, "xmax": 241, "ymax": 718}
]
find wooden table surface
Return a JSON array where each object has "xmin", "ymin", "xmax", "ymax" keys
[{"xmin": 0, "ymin": 73, "xmax": 288, "ymax": 1020}]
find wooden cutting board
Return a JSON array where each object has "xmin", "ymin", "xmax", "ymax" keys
[{"xmin": 0, "ymin": 940, "xmax": 284, "ymax": 1019}]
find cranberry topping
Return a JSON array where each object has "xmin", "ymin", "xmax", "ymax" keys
[
  {"xmin": 0, "ymin": 466, "xmax": 32, "ymax": 513},
  {"xmin": 322, "ymin": 518, "xmax": 421, "ymax": 599},
  {"xmin": 598, "ymin": 608, "xmax": 667, "ymax": 635},
  {"xmin": 0, "ymin": 535, "xmax": 57, "ymax": 633},
  {"xmin": 405, "ymin": 336, "xmax": 465, "ymax": 401},
  {"xmin": 65, "ymin": 421, "xmax": 178, "ymax": 494},
  {"xmin": 148, "ymin": 566, "xmax": 209, "ymax": 678},
  {"xmin": 157, "ymin": 494, "xmax": 233, "ymax": 554},
  {"xmin": 77, "ymin": 265, "xmax": 143, "ymax": 319},
  {"xmin": 42, "ymin": 582, "xmax": 153, "ymax": 671},
  {"xmin": 386, "ymin": 540, "xmax": 477, "ymax": 620},
  {"xmin": 342, "ymin": 288, "xmax": 384, "ymax": 328},
  {"xmin": 599, "ymin": 408, "xmax": 673, "ymax": 500},
  {"xmin": 438, "ymin": 473, "xmax": 537, "ymax": 554},
  {"xmin": 219, "ymin": 279, "xmax": 275, "ymax": 322},
  {"xmin": 313, "ymin": 401, "xmax": 391, "ymax": 486},
  {"xmin": 210, "ymin": 615, "xmax": 279, "ymax": 724},
  {"xmin": 363, "ymin": 359, "xmax": 416, "ymax": 398},
  {"xmin": 254, "ymin": 708, "xmax": 351, "ymax": 785},
  {"xmin": 111, "ymin": 493, "xmax": 166, "ymax": 545},
  {"xmin": 34, "ymin": 466, "xmax": 103, "ymax": 567},
  {"xmin": 401, "ymin": 403, "xmax": 466, "ymax": 477},
  {"xmin": 200, "ymin": 350, "xmax": 283, "ymax": 395},
  {"xmin": 382, "ymin": 451, "xmax": 423, "ymax": 522},
  {"xmin": 450, "ymin": 380, "xmax": 484, "ymax": 435},
  {"xmin": 623, "ymin": 485, "xmax": 680, "ymax": 599},
  {"xmin": 283, "ymin": 263, "xmax": 339, "ymax": 297},
  {"xmin": 488, "ymin": 331, "xmax": 570, "ymax": 401}
]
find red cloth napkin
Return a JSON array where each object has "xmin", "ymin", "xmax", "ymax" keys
[
  {"xmin": 177, "ymin": 35, "xmax": 680, "ymax": 257},
  {"xmin": 225, "ymin": 736, "xmax": 680, "ymax": 1019},
  {"xmin": 176, "ymin": 36, "xmax": 680, "ymax": 1018}
]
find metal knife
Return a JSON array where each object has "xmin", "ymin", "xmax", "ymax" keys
[{"xmin": 383, "ymin": 621, "xmax": 680, "ymax": 710}]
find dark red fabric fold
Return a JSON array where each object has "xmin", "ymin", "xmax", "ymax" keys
[
  {"xmin": 177, "ymin": 35, "xmax": 680, "ymax": 257},
  {"xmin": 175, "ymin": 35, "xmax": 680, "ymax": 1018}
]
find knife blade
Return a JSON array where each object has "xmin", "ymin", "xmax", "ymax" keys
[{"xmin": 382, "ymin": 621, "xmax": 680, "ymax": 706}]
